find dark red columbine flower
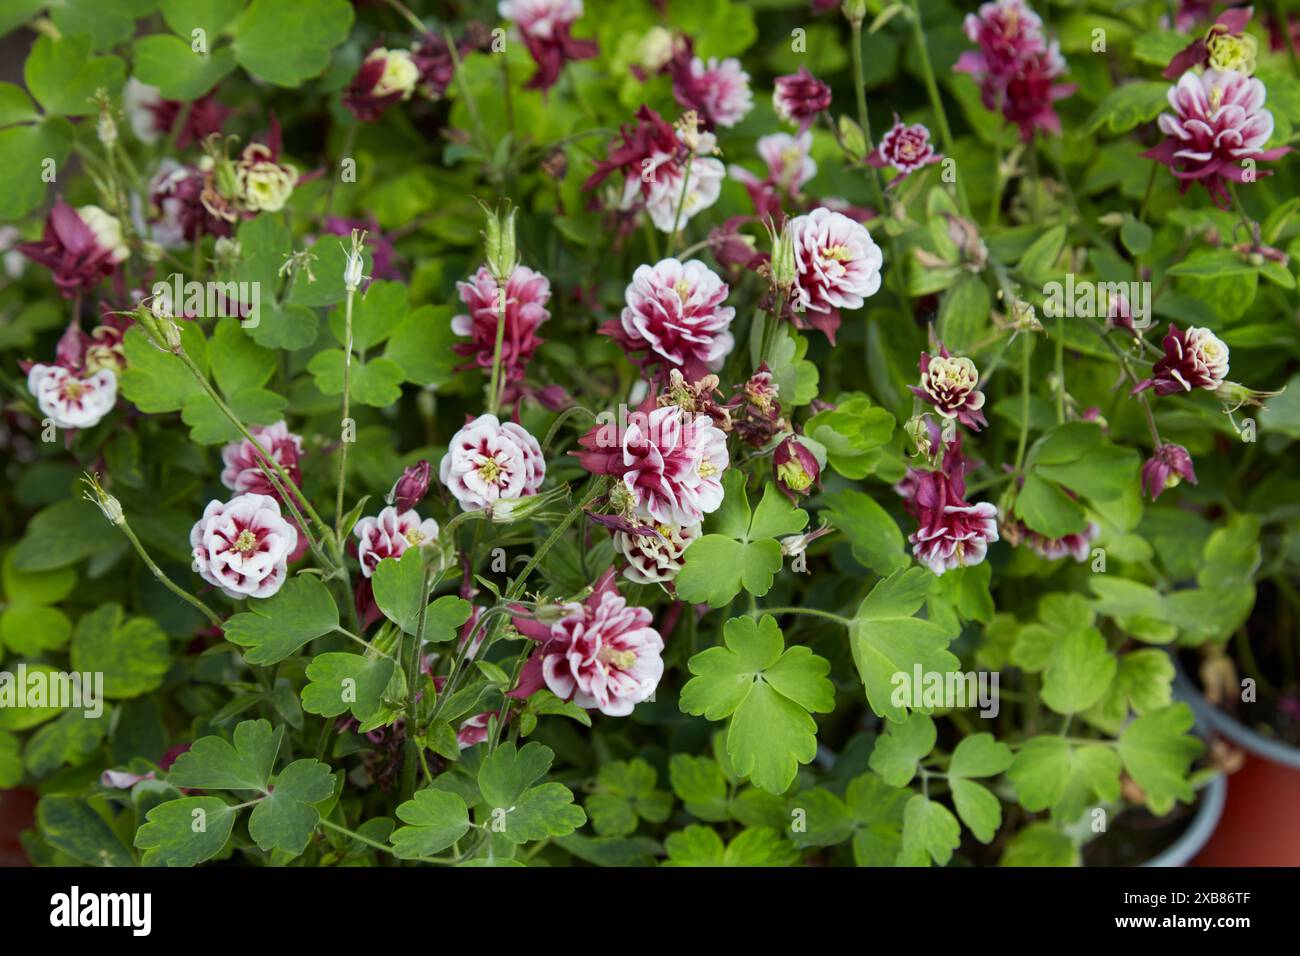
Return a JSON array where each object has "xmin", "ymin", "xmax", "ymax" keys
[
  {"xmin": 18, "ymin": 199, "xmax": 129, "ymax": 298},
  {"xmin": 867, "ymin": 115, "xmax": 943, "ymax": 184},
  {"xmin": 773, "ymin": 67, "xmax": 832, "ymax": 134},
  {"xmin": 1164, "ymin": 6, "xmax": 1256, "ymax": 79},
  {"xmin": 124, "ymin": 79, "xmax": 230, "ymax": 149},
  {"xmin": 1141, "ymin": 444, "xmax": 1198, "ymax": 500},
  {"xmin": 1132, "ymin": 324, "xmax": 1230, "ymax": 396},
  {"xmin": 773, "ymin": 435, "xmax": 821, "ymax": 501},
  {"xmin": 910, "ymin": 344, "xmax": 988, "ymax": 431},
  {"xmin": 389, "ymin": 460, "xmax": 432, "ymax": 513},
  {"xmin": 582, "ymin": 104, "xmax": 680, "ymax": 216},
  {"xmin": 500, "ymin": 0, "xmax": 598, "ymax": 92},
  {"xmin": 344, "ymin": 45, "xmax": 421, "ymax": 121}
]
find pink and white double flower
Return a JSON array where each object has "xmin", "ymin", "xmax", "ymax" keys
[
  {"xmin": 353, "ymin": 506, "xmax": 440, "ymax": 578},
  {"xmin": 26, "ymin": 363, "xmax": 117, "ymax": 430},
  {"xmin": 609, "ymin": 257, "xmax": 736, "ymax": 378},
  {"xmin": 439, "ymin": 414, "xmax": 546, "ymax": 511},
  {"xmin": 190, "ymin": 493, "xmax": 299, "ymax": 599}
]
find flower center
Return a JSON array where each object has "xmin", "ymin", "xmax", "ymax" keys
[
  {"xmin": 822, "ymin": 244, "xmax": 852, "ymax": 262},
  {"xmin": 697, "ymin": 460, "xmax": 719, "ymax": 479},
  {"xmin": 674, "ymin": 277, "xmax": 691, "ymax": 302},
  {"xmin": 478, "ymin": 458, "xmax": 503, "ymax": 484},
  {"xmin": 777, "ymin": 460, "xmax": 813, "ymax": 491},
  {"xmin": 405, "ymin": 528, "xmax": 426, "ymax": 546},
  {"xmin": 233, "ymin": 529, "xmax": 258, "ymax": 554},
  {"xmin": 599, "ymin": 647, "xmax": 638, "ymax": 670},
  {"xmin": 62, "ymin": 380, "xmax": 86, "ymax": 401},
  {"xmin": 1208, "ymin": 85, "xmax": 1224, "ymax": 112}
]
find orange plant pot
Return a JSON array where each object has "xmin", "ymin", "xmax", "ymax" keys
[
  {"xmin": 1194, "ymin": 753, "xmax": 1300, "ymax": 867},
  {"xmin": 0, "ymin": 788, "xmax": 37, "ymax": 867}
]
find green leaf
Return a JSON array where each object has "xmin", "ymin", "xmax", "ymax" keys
[
  {"xmin": 1084, "ymin": 81, "xmax": 1170, "ymax": 135},
  {"xmin": 23, "ymin": 709, "xmax": 105, "ymax": 776},
  {"xmin": 867, "ymin": 713, "xmax": 936, "ymax": 787},
  {"xmin": 679, "ymin": 615, "xmax": 833, "ymax": 794},
  {"xmin": 849, "ymin": 568, "xmax": 960, "ymax": 723},
  {"xmin": 938, "ymin": 273, "xmax": 991, "ymax": 353},
  {"xmin": 1009, "ymin": 736, "xmax": 1122, "ymax": 823},
  {"xmin": 231, "ymin": 0, "xmax": 354, "ymax": 87},
  {"xmin": 804, "ymin": 394, "xmax": 895, "ymax": 479},
  {"xmin": 663, "ymin": 825, "xmax": 798, "ymax": 866},
  {"xmin": 1017, "ymin": 224, "xmax": 1067, "ymax": 284},
  {"xmin": 845, "ymin": 774, "xmax": 909, "ymax": 866},
  {"xmin": 494, "ymin": 783, "xmax": 587, "ymax": 845},
  {"xmin": 223, "ymin": 575, "xmax": 339, "ymax": 665},
  {"xmin": 371, "ymin": 550, "xmax": 425, "ymax": 635},
  {"xmin": 167, "ymin": 719, "xmax": 282, "ymax": 792},
  {"xmin": 36, "ymin": 795, "xmax": 134, "ymax": 867},
  {"xmin": 948, "ymin": 733, "xmax": 1013, "ymax": 778},
  {"xmin": 247, "ymin": 758, "xmax": 334, "ymax": 854},
  {"xmin": 24, "ymin": 34, "xmax": 124, "ymax": 116},
  {"xmin": 477, "ymin": 740, "xmax": 554, "ymax": 808},
  {"xmin": 949, "ymin": 779, "xmax": 1002, "ymax": 844},
  {"xmin": 668, "ymin": 754, "xmax": 729, "ymax": 822},
  {"xmin": 674, "ymin": 479, "xmax": 807, "ymax": 607},
  {"xmin": 822, "ymin": 488, "xmax": 907, "ymax": 575},
  {"xmin": 136, "ymin": 796, "xmax": 235, "ymax": 867},
  {"xmin": 161, "ymin": 0, "xmax": 244, "ymax": 37},
  {"xmin": 119, "ymin": 323, "xmax": 209, "ymax": 414},
  {"xmin": 307, "ymin": 350, "xmax": 407, "ymax": 407},
  {"xmin": 0, "ymin": 731, "xmax": 21, "ymax": 788},
  {"xmin": 391, "ymin": 789, "xmax": 471, "ymax": 858},
  {"xmin": 1040, "ymin": 627, "xmax": 1116, "ymax": 715},
  {"xmin": 585, "ymin": 759, "xmax": 672, "ymax": 836},
  {"xmin": 0, "ymin": 116, "xmax": 73, "ymax": 220},
  {"xmin": 301, "ymin": 652, "xmax": 396, "ymax": 720},
  {"xmin": 1085, "ymin": 648, "xmax": 1174, "ymax": 734},
  {"xmin": 1116, "ymin": 703, "xmax": 1203, "ymax": 814},
  {"xmin": 329, "ymin": 280, "xmax": 408, "ymax": 352},
  {"xmin": 70, "ymin": 603, "xmax": 171, "ymax": 698},
  {"xmin": 1000, "ymin": 822, "xmax": 1078, "ymax": 866},
  {"xmin": 133, "ymin": 35, "xmax": 237, "ymax": 99},
  {"xmin": 209, "ymin": 318, "xmax": 277, "ymax": 396},
  {"xmin": 383, "ymin": 305, "xmax": 459, "ymax": 387},
  {"xmin": 898, "ymin": 794, "xmax": 960, "ymax": 867},
  {"xmin": 1015, "ymin": 473, "xmax": 1088, "ymax": 538},
  {"xmin": 12, "ymin": 498, "xmax": 124, "ymax": 571}
]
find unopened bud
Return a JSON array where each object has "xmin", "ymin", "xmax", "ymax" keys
[
  {"xmin": 838, "ymin": 115, "xmax": 866, "ymax": 160},
  {"xmin": 480, "ymin": 201, "xmax": 518, "ymax": 284},
  {"xmin": 343, "ymin": 228, "xmax": 368, "ymax": 292}
]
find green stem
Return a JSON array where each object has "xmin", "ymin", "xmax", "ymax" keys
[
  {"xmin": 400, "ymin": 563, "xmax": 435, "ymax": 801},
  {"xmin": 336, "ymin": 286, "xmax": 356, "ymax": 539},
  {"xmin": 753, "ymin": 606, "xmax": 851, "ymax": 627},
  {"xmin": 1011, "ymin": 332, "xmax": 1032, "ymax": 475},
  {"xmin": 905, "ymin": 0, "xmax": 970, "ymax": 216},
  {"xmin": 668, "ymin": 151, "xmax": 694, "ymax": 251},
  {"xmin": 487, "ymin": 284, "xmax": 507, "ymax": 416},
  {"xmin": 118, "ymin": 519, "xmax": 223, "ymax": 627}
]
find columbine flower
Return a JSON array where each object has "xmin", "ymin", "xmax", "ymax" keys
[
  {"xmin": 786, "ymin": 207, "xmax": 884, "ymax": 343},
  {"xmin": 344, "ymin": 46, "xmax": 421, "ymax": 121},
  {"xmin": 452, "ymin": 265, "xmax": 551, "ymax": 393},
  {"xmin": 1141, "ymin": 444, "xmax": 1198, "ymax": 500},
  {"xmin": 583, "ymin": 106, "xmax": 725, "ymax": 233},
  {"xmin": 900, "ymin": 469, "xmax": 999, "ymax": 576},
  {"xmin": 353, "ymin": 505, "xmax": 440, "ymax": 578},
  {"xmin": 604, "ymin": 258, "xmax": 736, "ymax": 380},
  {"xmin": 220, "ymin": 421, "xmax": 304, "ymax": 496},
  {"xmin": 499, "ymin": 0, "xmax": 598, "ymax": 92},
  {"xmin": 1133, "ymin": 324, "xmax": 1230, "ymax": 396},
  {"xmin": 613, "ymin": 522, "xmax": 701, "ymax": 585},
  {"xmin": 148, "ymin": 160, "xmax": 231, "ymax": 246},
  {"xmin": 235, "ymin": 138, "xmax": 298, "ymax": 213},
  {"xmin": 729, "ymin": 132, "xmax": 817, "ymax": 218},
  {"xmin": 954, "ymin": 0, "xmax": 1073, "ymax": 141},
  {"xmin": 512, "ymin": 570, "xmax": 664, "ymax": 716},
  {"xmin": 773, "ymin": 67, "xmax": 832, "ymax": 134},
  {"xmin": 1166, "ymin": 7, "xmax": 1257, "ymax": 79},
  {"xmin": 190, "ymin": 493, "xmax": 298, "ymax": 599},
  {"xmin": 389, "ymin": 460, "xmax": 432, "ymax": 513},
  {"xmin": 867, "ymin": 115, "xmax": 942, "ymax": 183},
  {"xmin": 1143, "ymin": 68, "xmax": 1290, "ymax": 207},
  {"xmin": 18, "ymin": 200, "xmax": 129, "ymax": 297},
  {"xmin": 439, "ymin": 414, "xmax": 546, "ymax": 512},
  {"xmin": 911, "ymin": 345, "xmax": 988, "ymax": 431},
  {"xmin": 772, "ymin": 435, "xmax": 821, "ymax": 501},
  {"xmin": 27, "ymin": 364, "xmax": 117, "ymax": 429},
  {"xmin": 678, "ymin": 56, "xmax": 753, "ymax": 129},
  {"xmin": 1024, "ymin": 521, "xmax": 1098, "ymax": 562},
  {"xmin": 122, "ymin": 78, "xmax": 229, "ymax": 148},
  {"xmin": 576, "ymin": 403, "xmax": 728, "ymax": 526}
]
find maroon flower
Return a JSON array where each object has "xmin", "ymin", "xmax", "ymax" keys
[
  {"xmin": 148, "ymin": 161, "xmax": 232, "ymax": 246},
  {"xmin": 910, "ymin": 345, "xmax": 988, "ymax": 431},
  {"xmin": 389, "ymin": 460, "xmax": 432, "ymax": 513},
  {"xmin": 18, "ymin": 199, "xmax": 129, "ymax": 298},
  {"xmin": 897, "ymin": 466, "xmax": 999, "ymax": 576},
  {"xmin": 773, "ymin": 435, "xmax": 821, "ymax": 501},
  {"xmin": 501, "ymin": 0, "xmax": 598, "ymax": 92},
  {"xmin": 1023, "ymin": 521, "xmax": 1099, "ymax": 562},
  {"xmin": 773, "ymin": 67, "xmax": 832, "ymax": 134},
  {"xmin": 1132, "ymin": 324, "xmax": 1229, "ymax": 396},
  {"xmin": 867, "ymin": 115, "xmax": 943, "ymax": 183},
  {"xmin": 1141, "ymin": 444, "xmax": 1198, "ymax": 500},
  {"xmin": 123, "ymin": 79, "xmax": 229, "ymax": 148},
  {"xmin": 344, "ymin": 45, "xmax": 421, "ymax": 121},
  {"xmin": 452, "ymin": 265, "xmax": 551, "ymax": 397},
  {"xmin": 1164, "ymin": 7, "xmax": 1256, "ymax": 79}
]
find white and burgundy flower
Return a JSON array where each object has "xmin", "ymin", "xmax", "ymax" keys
[
  {"xmin": 576, "ymin": 403, "xmax": 728, "ymax": 526},
  {"xmin": 344, "ymin": 46, "xmax": 422, "ymax": 121},
  {"xmin": 900, "ymin": 469, "xmax": 999, "ymax": 576},
  {"xmin": 582, "ymin": 106, "xmax": 724, "ymax": 233},
  {"xmin": 122, "ymin": 78, "xmax": 229, "ymax": 148},
  {"xmin": 954, "ymin": 0, "xmax": 1073, "ymax": 141},
  {"xmin": 1143, "ymin": 68, "xmax": 1290, "ymax": 207},
  {"xmin": 510, "ymin": 570, "xmax": 664, "ymax": 716},
  {"xmin": 786, "ymin": 207, "xmax": 884, "ymax": 343},
  {"xmin": 1133, "ymin": 324, "xmax": 1229, "ymax": 396},
  {"xmin": 190, "ymin": 493, "xmax": 299, "ymax": 599},
  {"xmin": 439, "ymin": 414, "xmax": 546, "ymax": 512},
  {"xmin": 729, "ymin": 132, "xmax": 817, "ymax": 217},
  {"xmin": 353, "ymin": 505, "xmax": 440, "ymax": 578},
  {"xmin": 26, "ymin": 363, "xmax": 117, "ymax": 430},
  {"xmin": 452, "ymin": 265, "xmax": 551, "ymax": 393},
  {"xmin": 773, "ymin": 67, "xmax": 832, "ymax": 134},
  {"xmin": 1141, "ymin": 443, "xmax": 1198, "ymax": 500},
  {"xmin": 680, "ymin": 56, "xmax": 753, "ymax": 129},
  {"xmin": 910, "ymin": 346, "xmax": 988, "ymax": 431},
  {"xmin": 1025, "ymin": 521, "xmax": 1099, "ymax": 562},
  {"xmin": 867, "ymin": 115, "xmax": 942, "ymax": 182},
  {"xmin": 605, "ymin": 258, "xmax": 735, "ymax": 379},
  {"xmin": 499, "ymin": 0, "xmax": 597, "ymax": 91},
  {"xmin": 220, "ymin": 421, "xmax": 304, "ymax": 497},
  {"xmin": 772, "ymin": 435, "xmax": 821, "ymax": 501},
  {"xmin": 389, "ymin": 460, "xmax": 432, "ymax": 513},
  {"xmin": 1164, "ymin": 7, "xmax": 1256, "ymax": 79},
  {"xmin": 18, "ymin": 200, "xmax": 129, "ymax": 298},
  {"xmin": 613, "ymin": 521, "xmax": 700, "ymax": 585}
]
